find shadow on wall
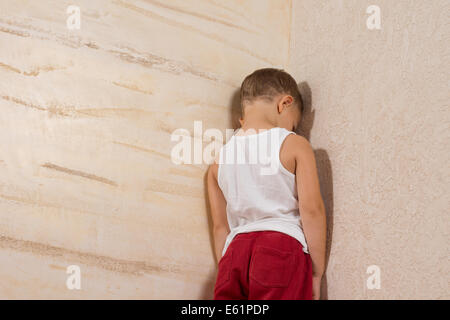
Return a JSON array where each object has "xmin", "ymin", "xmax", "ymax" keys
[
  {"xmin": 230, "ymin": 90, "xmax": 242, "ymax": 130},
  {"xmin": 297, "ymin": 82, "xmax": 335, "ymax": 300},
  {"xmin": 201, "ymin": 83, "xmax": 334, "ymax": 300}
]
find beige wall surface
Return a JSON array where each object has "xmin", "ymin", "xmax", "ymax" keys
[
  {"xmin": 0, "ymin": 0, "xmax": 292, "ymax": 299},
  {"xmin": 289, "ymin": 0, "xmax": 449, "ymax": 299},
  {"xmin": 1, "ymin": 0, "xmax": 448, "ymax": 300}
]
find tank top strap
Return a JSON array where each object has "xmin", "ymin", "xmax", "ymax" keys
[
  {"xmin": 252, "ymin": 128, "xmax": 294, "ymax": 176},
  {"xmin": 273, "ymin": 128, "xmax": 296, "ymax": 173},
  {"xmin": 277, "ymin": 127, "xmax": 297, "ymax": 144},
  {"xmin": 272, "ymin": 127, "xmax": 297, "ymax": 156}
]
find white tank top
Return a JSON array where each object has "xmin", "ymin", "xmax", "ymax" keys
[{"xmin": 218, "ymin": 127, "xmax": 309, "ymax": 258}]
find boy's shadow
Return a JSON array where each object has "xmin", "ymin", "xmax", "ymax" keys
[
  {"xmin": 201, "ymin": 82, "xmax": 334, "ymax": 300},
  {"xmin": 296, "ymin": 82, "xmax": 334, "ymax": 300}
]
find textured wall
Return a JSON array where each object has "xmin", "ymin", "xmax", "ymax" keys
[
  {"xmin": 289, "ymin": 0, "xmax": 449, "ymax": 299},
  {"xmin": 0, "ymin": 0, "xmax": 292, "ymax": 299}
]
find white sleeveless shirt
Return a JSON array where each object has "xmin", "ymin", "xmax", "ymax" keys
[{"xmin": 217, "ymin": 127, "xmax": 309, "ymax": 258}]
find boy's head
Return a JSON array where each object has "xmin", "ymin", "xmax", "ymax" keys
[{"xmin": 239, "ymin": 68, "xmax": 303, "ymax": 132}]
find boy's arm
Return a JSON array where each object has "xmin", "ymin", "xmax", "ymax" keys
[
  {"xmin": 206, "ymin": 161, "xmax": 230, "ymax": 265},
  {"xmin": 293, "ymin": 136, "xmax": 327, "ymax": 278}
]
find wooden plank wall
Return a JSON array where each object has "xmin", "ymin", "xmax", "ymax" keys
[{"xmin": 0, "ymin": 0, "xmax": 292, "ymax": 299}]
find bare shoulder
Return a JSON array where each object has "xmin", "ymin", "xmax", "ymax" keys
[
  {"xmin": 286, "ymin": 134, "xmax": 317, "ymax": 169},
  {"xmin": 280, "ymin": 134, "xmax": 314, "ymax": 174},
  {"xmin": 208, "ymin": 162, "xmax": 218, "ymax": 179},
  {"xmin": 208, "ymin": 150, "xmax": 221, "ymax": 180},
  {"xmin": 284, "ymin": 134, "xmax": 314, "ymax": 156}
]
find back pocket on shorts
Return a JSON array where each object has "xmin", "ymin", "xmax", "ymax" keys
[{"xmin": 249, "ymin": 245, "xmax": 295, "ymax": 288}]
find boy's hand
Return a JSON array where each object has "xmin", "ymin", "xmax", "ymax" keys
[{"xmin": 312, "ymin": 274, "xmax": 322, "ymax": 300}]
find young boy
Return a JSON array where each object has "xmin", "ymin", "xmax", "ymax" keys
[{"xmin": 207, "ymin": 68, "xmax": 326, "ymax": 300}]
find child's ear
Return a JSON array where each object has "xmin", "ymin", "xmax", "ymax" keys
[
  {"xmin": 239, "ymin": 118, "xmax": 244, "ymax": 127},
  {"xmin": 284, "ymin": 95, "xmax": 294, "ymax": 107}
]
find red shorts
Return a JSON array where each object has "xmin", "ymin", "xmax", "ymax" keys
[{"xmin": 213, "ymin": 230, "xmax": 312, "ymax": 300}]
